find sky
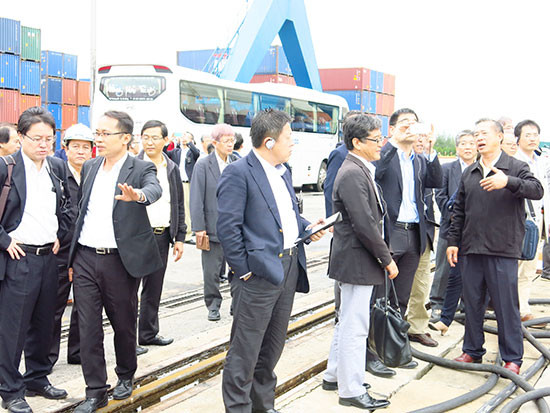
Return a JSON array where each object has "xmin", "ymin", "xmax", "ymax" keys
[{"xmin": 4, "ymin": 0, "xmax": 549, "ymax": 137}]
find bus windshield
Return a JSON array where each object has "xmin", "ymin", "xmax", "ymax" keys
[{"xmin": 100, "ymin": 76, "xmax": 166, "ymax": 101}]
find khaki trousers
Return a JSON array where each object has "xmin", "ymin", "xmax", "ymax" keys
[
  {"xmin": 518, "ymin": 218, "xmax": 543, "ymax": 316},
  {"xmin": 407, "ymin": 244, "xmax": 432, "ymax": 334}
]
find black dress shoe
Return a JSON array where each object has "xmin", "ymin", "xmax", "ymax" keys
[
  {"xmin": 26, "ymin": 384, "xmax": 68, "ymax": 399},
  {"xmin": 1, "ymin": 398, "xmax": 33, "ymax": 413},
  {"xmin": 136, "ymin": 345, "xmax": 149, "ymax": 356},
  {"xmin": 74, "ymin": 395, "xmax": 108, "ymax": 413},
  {"xmin": 366, "ymin": 359, "xmax": 396, "ymax": 377},
  {"xmin": 398, "ymin": 360, "xmax": 419, "ymax": 369},
  {"xmin": 339, "ymin": 392, "xmax": 390, "ymax": 410},
  {"xmin": 140, "ymin": 335, "xmax": 174, "ymax": 346},
  {"xmin": 409, "ymin": 333, "xmax": 439, "ymax": 347},
  {"xmin": 67, "ymin": 355, "xmax": 81, "ymax": 365},
  {"xmin": 113, "ymin": 378, "xmax": 133, "ymax": 400},
  {"xmin": 208, "ymin": 309, "xmax": 221, "ymax": 321},
  {"xmin": 321, "ymin": 380, "xmax": 370, "ymax": 391}
]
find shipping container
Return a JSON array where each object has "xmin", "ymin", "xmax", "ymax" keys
[
  {"xmin": 46, "ymin": 103, "xmax": 62, "ymax": 129},
  {"xmin": 387, "ymin": 95, "xmax": 395, "ymax": 116},
  {"xmin": 62, "ymin": 104, "xmax": 77, "ymax": 129},
  {"xmin": 325, "ymin": 90, "xmax": 376, "ymax": 113},
  {"xmin": 376, "ymin": 93, "xmax": 383, "ymax": 115},
  {"xmin": 177, "ymin": 49, "xmax": 217, "ymax": 71},
  {"xmin": 21, "ymin": 26, "xmax": 41, "ymax": 62},
  {"xmin": 365, "ymin": 91, "xmax": 377, "ymax": 114},
  {"xmin": 41, "ymin": 76, "xmax": 62, "ymax": 104},
  {"xmin": 250, "ymin": 73, "xmax": 296, "ymax": 85},
  {"xmin": 383, "ymin": 73, "xmax": 395, "ymax": 95},
  {"xmin": 0, "ymin": 89, "xmax": 20, "ymax": 123},
  {"xmin": 55, "ymin": 130, "xmax": 62, "ymax": 151},
  {"xmin": 0, "ymin": 53, "xmax": 20, "ymax": 90},
  {"xmin": 379, "ymin": 115, "xmax": 389, "ymax": 137},
  {"xmin": 0, "ymin": 18, "xmax": 21, "ymax": 55},
  {"xmin": 41, "ymin": 51, "xmax": 63, "ymax": 78},
  {"xmin": 20, "ymin": 60, "xmax": 40, "ymax": 95},
  {"xmin": 78, "ymin": 106, "xmax": 90, "ymax": 127},
  {"xmin": 20, "ymin": 94, "xmax": 41, "ymax": 113},
  {"xmin": 377, "ymin": 72, "xmax": 384, "ymax": 94},
  {"xmin": 62, "ymin": 54, "xmax": 77, "ymax": 79},
  {"xmin": 255, "ymin": 46, "xmax": 291, "ymax": 75},
  {"xmin": 62, "ymin": 79, "xmax": 77, "ymax": 104},
  {"xmin": 77, "ymin": 80, "xmax": 91, "ymax": 106},
  {"xmin": 319, "ymin": 67, "xmax": 370, "ymax": 91}
]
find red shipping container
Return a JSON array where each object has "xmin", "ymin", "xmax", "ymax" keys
[
  {"xmin": 20, "ymin": 95, "xmax": 41, "ymax": 113},
  {"xmin": 376, "ymin": 93, "xmax": 384, "ymax": 115},
  {"xmin": 62, "ymin": 104, "xmax": 77, "ymax": 129},
  {"xmin": 77, "ymin": 80, "xmax": 91, "ymax": 106},
  {"xmin": 319, "ymin": 68, "xmax": 370, "ymax": 91},
  {"xmin": 250, "ymin": 74, "xmax": 296, "ymax": 85},
  {"xmin": 387, "ymin": 95, "xmax": 395, "ymax": 116},
  {"xmin": 383, "ymin": 74, "xmax": 396, "ymax": 95},
  {"xmin": 0, "ymin": 89, "xmax": 20, "ymax": 124},
  {"xmin": 62, "ymin": 79, "xmax": 77, "ymax": 105}
]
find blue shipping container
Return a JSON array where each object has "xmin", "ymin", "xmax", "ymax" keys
[
  {"xmin": 380, "ymin": 115, "xmax": 389, "ymax": 136},
  {"xmin": 20, "ymin": 60, "xmax": 40, "ymax": 95},
  {"xmin": 0, "ymin": 53, "xmax": 20, "ymax": 90},
  {"xmin": 63, "ymin": 54, "xmax": 78, "ymax": 79},
  {"xmin": 41, "ymin": 51, "xmax": 63, "ymax": 78},
  {"xmin": 177, "ymin": 49, "xmax": 216, "ymax": 71},
  {"xmin": 55, "ymin": 130, "xmax": 61, "ymax": 151},
  {"xmin": 0, "ymin": 18, "xmax": 21, "ymax": 55},
  {"xmin": 41, "ymin": 77, "xmax": 62, "ymax": 104},
  {"xmin": 365, "ymin": 91, "xmax": 377, "ymax": 114},
  {"xmin": 256, "ymin": 46, "xmax": 291, "ymax": 75},
  {"xmin": 46, "ymin": 103, "xmax": 62, "ymax": 129},
  {"xmin": 377, "ymin": 72, "xmax": 384, "ymax": 94},
  {"xmin": 77, "ymin": 106, "xmax": 90, "ymax": 127},
  {"xmin": 325, "ymin": 90, "xmax": 362, "ymax": 111}
]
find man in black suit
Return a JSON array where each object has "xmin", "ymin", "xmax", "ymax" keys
[
  {"xmin": 136, "ymin": 120, "xmax": 186, "ymax": 351},
  {"xmin": 0, "ymin": 107, "xmax": 72, "ymax": 413},
  {"xmin": 68, "ymin": 111, "xmax": 163, "ymax": 413},
  {"xmin": 323, "ymin": 114, "xmax": 394, "ymax": 410}
]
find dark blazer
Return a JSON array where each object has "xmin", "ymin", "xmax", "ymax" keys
[
  {"xmin": 216, "ymin": 151, "xmax": 311, "ymax": 292},
  {"xmin": 435, "ymin": 159, "xmax": 462, "ymax": 239},
  {"xmin": 57, "ymin": 164, "xmax": 80, "ymax": 267},
  {"xmin": 164, "ymin": 141, "xmax": 200, "ymax": 181},
  {"xmin": 137, "ymin": 151, "xmax": 187, "ymax": 243},
  {"xmin": 374, "ymin": 142, "xmax": 443, "ymax": 252},
  {"xmin": 0, "ymin": 151, "xmax": 72, "ymax": 279},
  {"xmin": 447, "ymin": 151, "xmax": 543, "ymax": 259},
  {"xmin": 68, "ymin": 155, "xmax": 163, "ymax": 278},
  {"xmin": 323, "ymin": 142, "xmax": 348, "ymax": 217},
  {"xmin": 329, "ymin": 154, "xmax": 392, "ymax": 285}
]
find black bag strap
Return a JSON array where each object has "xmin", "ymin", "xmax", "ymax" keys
[
  {"xmin": 526, "ymin": 199, "xmax": 536, "ymax": 221},
  {"xmin": 0, "ymin": 155, "xmax": 15, "ymax": 221},
  {"xmin": 383, "ymin": 271, "xmax": 402, "ymax": 316}
]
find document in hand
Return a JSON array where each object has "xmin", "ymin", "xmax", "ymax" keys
[{"xmin": 294, "ymin": 212, "xmax": 342, "ymax": 246}]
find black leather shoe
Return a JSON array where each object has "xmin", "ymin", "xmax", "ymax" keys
[
  {"xmin": 74, "ymin": 395, "xmax": 108, "ymax": 413},
  {"xmin": 339, "ymin": 392, "xmax": 390, "ymax": 410},
  {"xmin": 321, "ymin": 380, "xmax": 370, "ymax": 391},
  {"xmin": 208, "ymin": 309, "xmax": 221, "ymax": 321},
  {"xmin": 398, "ymin": 360, "xmax": 419, "ymax": 369},
  {"xmin": 1, "ymin": 398, "xmax": 33, "ymax": 413},
  {"xmin": 113, "ymin": 378, "xmax": 133, "ymax": 400},
  {"xmin": 251, "ymin": 409, "xmax": 281, "ymax": 413},
  {"xmin": 26, "ymin": 384, "xmax": 67, "ymax": 399},
  {"xmin": 67, "ymin": 355, "xmax": 81, "ymax": 365},
  {"xmin": 136, "ymin": 345, "xmax": 149, "ymax": 356},
  {"xmin": 140, "ymin": 335, "xmax": 174, "ymax": 346},
  {"xmin": 366, "ymin": 359, "xmax": 396, "ymax": 377}
]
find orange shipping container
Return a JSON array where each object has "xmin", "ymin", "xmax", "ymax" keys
[
  {"xmin": 20, "ymin": 95, "xmax": 41, "ymax": 113},
  {"xmin": 387, "ymin": 95, "xmax": 395, "ymax": 116},
  {"xmin": 77, "ymin": 80, "xmax": 91, "ymax": 106},
  {"xmin": 62, "ymin": 104, "xmax": 78, "ymax": 130},
  {"xmin": 62, "ymin": 79, "xmax": 77, "ymax": 105},
  {"xmin": 250, "ymin": 74, "xmax": 296, "ymax": 86},
  {"xmin": 376, "ymin": 93, "xmax": 384, "ymax": 115},
  {"xmin": 383, "ymin": 74, "xmax": 396, "ymax": 95},
  {"xmin": 0, "ymin": 89, "xmax": 20, "ymax": 124}
]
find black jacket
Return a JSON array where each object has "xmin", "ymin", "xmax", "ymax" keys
[
  {"xmin": 447, "ymin": 152, "xmax": 544, "ymax": 259},
  {"xmin": 57, "ymin": 163, "xmax": 80, "ymax": 268},
  {"xmin": 164, "ymin": 142, "xmax": 200, "ymax": 181},
  {"xmin": 137, "ymin": 151, "xmax": 187, "ymax": 243},
  {"xmin": 435, "ymin": 160, "xmax": 462, "ymax": 239}
]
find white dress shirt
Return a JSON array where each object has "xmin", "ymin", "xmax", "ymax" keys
[
  {"xmin": 78, "ymin": 153, "xmax": 128, "ymax": 248},
  {"xmin": 9, "ymin": 151, "xmax": 58, "ymax": 245},
  {"xmin": 179, "ymin": 146, "xmax": 189, "ymax": 181},
  {"xmin": 144, "ymin": 153, "xmax": 171, "ymax": 228},
  {"xmin": 480, "ymin": 151, "xmax": 502, "ymax": 178},
  {"xmin": 215, "ymin": 150, "xmax": 229, "ymax": 174},
  {"xmin": 253, "ymin": 150, "xmax": 299, "ymax": 249}
]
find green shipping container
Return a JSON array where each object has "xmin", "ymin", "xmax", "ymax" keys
[{"xmin": 21, "ymin": 26, "xmax": 41, "ymax": 62}]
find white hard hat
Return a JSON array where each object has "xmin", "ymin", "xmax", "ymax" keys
[{"xmin": 63, "ymin": 124, "xmax": 94, "ymax": 145}]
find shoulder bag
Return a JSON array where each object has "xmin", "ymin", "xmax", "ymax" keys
[{"xmin": 521, "ymin": 199, "xmax": 539, "ymax": 261}]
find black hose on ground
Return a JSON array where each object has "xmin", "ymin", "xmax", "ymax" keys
[
  {"xmin": 500, "ymin": 387, "xmax": 550, "ymax": 413},
  {"xmin": 528, "ymin": 298, "xmax": 550, "ymax": 305}
]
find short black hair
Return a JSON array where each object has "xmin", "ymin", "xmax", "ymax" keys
[
  {"xmin": 343, "ymin": 114, "xmax": 381, "ymax": 150},
  {"xmin": 103, "ymin": 110, "xmax": 134, "ymax": 135},
  {"xmin": 344, "ymin": 110, "xmax": 362, "ymax": 121},
  {"xmin": 234, "ymin": 132, "xmax": 243, "ymax": 150},
  {"xmin": 17, "ymin": 106, "xmax": 56, "ymax": 136},
  {"xmin": 250, "ymin": 109, "xmax": 292, "ymax": 148},
  {"xmin": 141, "ymin": 120, "xmax": 168, "ymax": 137},
  {"xmin": 0, "ymin": 122, "xmax": 16, "ymax": 144},
  {"xmin": 389, "ymin": 108, "xmax": 418, "ymax": 127},
  {"xmin": 514, "ymin": 119, "xmax": 540, "ymax": 139},
  {"xmin": 475, "ymin": 118, "xmax": 503, "ymax": 134}
]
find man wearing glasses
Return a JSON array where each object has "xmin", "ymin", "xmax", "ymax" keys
[
  {"xmin": 190, "ymin": 123, "xmax": 237, "ymax": 321},
  {"xmin": 68, "ymin": 111, "xmax": 163, "ymax": 413},
  {"xmin": 0, "ymin": 107, "xmax": 72, "ymax": 413}
]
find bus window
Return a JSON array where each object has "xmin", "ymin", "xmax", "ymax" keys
[
  {"xmin": 180, "ymin": 80, "xmax": 221, "ymax": 125},
  {"xmin": 224, "ymin": 88, "xmax": 253, "ymax": 127},
  {"xmin": 290, "ymin": 99, "xmax": 315, "ymax": 132},
  {"xmin": 100, "ymin": 76, "xmax": 165, "ymax": 101},
  {"xmin": 316, "ymin": 103, "xmax": 339, "ymax": 134},
  {"xmin": 258, "ymin": 93, "xmax": 289, "ymax": 113}
]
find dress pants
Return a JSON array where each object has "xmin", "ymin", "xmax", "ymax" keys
[
  {"xmin": 0, "ymin": 251, "xmax": 58, "ymax": 402},
  {"xmin": 72, "ymin": 246, "xmax": 139, "ymax": 398},
  {"xmin": 222, "ymin": 253, "xmax": 298, "ymax": 413},
  {"xmin": 461, "ymin": 254, "xmax": 523, "ymax": 364},
  {"xmin": 517, "ymin": 220, "xmax": 543, "ymax": 316},
  {"xmin": 439, "ymin": 260, "xmax": 463, "ymax": 326},
  {"xmin": 49, "ymin": 265, "xmax": 80, "ymax": 366},
  {"xmin": 183, "ymin": 182, "xmax": 192, "ymax": 240},
  {"xmin": 139, "ymin": 229, "xmax": 171, "ymax": 343},
  {"xmin": 430, "ymin": 237, "xmax": 450, "ymax": 310},
  {"xmin": 325, "ymin": 283, "xmax": 373, "ymax": 398},
  {"xmin": 542, "ymin": 240, "xmax": 550, "ymax": 277},
  {"xmin": 201, "ymin": 241, "xmax": 225, "ymax": 311},
  {"xmin": 407, "ymin": 243, "xmax": 432, "ymax": 334}
]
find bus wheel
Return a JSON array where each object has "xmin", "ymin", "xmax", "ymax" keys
[{"xmin": 315, "ymin": 161, "xmax": 327, "ymax": 192}]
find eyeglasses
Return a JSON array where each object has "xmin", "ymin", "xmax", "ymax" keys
[
  {"xmin": 363, "ymin": 136, "xmax": 385, "ymax": 144},
  {"xmin": 24, "ymin": 134, "xmax": 55, "ymax": 144},
  {"xmin": 220, "ymin": 138, "xmax": 235, "ymax": 144},
  {"xmin": 93, "ymin": 131, "xmax": 125, "ymax": 138},
  {"xmin": 396, "ymin": 118, "xmax": 417, "ymax": 126},
  {"xmin": 141, "ymin": 135, "xmax": 165, "ymax": 142}
]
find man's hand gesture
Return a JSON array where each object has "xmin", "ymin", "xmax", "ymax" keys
[
  {"xmin": 115, "ymin": 183, "xmax": 143, "ymax": 202},
  {"xmin": 480, "ymin": 167, "xmax": 508, "ymax": 192}
]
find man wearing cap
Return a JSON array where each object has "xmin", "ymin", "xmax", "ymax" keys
[{"xmin": 49, "ymin": 124, "xmax": 94, "ymax": 369}]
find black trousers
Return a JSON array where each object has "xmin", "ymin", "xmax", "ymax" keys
[
  {"xmin": 0, "ymin": 251, "xmax": 58, "ymax": 402},
  {"xmin": 139, "ymin": 230, "xmax": 170, "ymax": 343},
  {"xmin": 461, "ymin": 254, "xmax": 523, "ymax": 364},
  {"xmin": 49, "ymin": 264, "xmax": 80, "ymax": 367},
  {"xmin": 73, "ymin": 246, "xmax": 139, "ymax": 398},
  {"xmin": 222, "ymin": 253, "xmax": 298, "ymax": 413},
  {"xmin": 201, "ymin": 241, "xmax": 226, "ymax": 311}
]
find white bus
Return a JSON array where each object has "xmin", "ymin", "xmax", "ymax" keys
[{"xmin": 92, "ymin": 64, "xmax": 348, "ymax": 190}]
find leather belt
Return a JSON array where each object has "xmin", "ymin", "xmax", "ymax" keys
[
  {"xmin": 279, "ymin": 246, "xmax": 298, "ymax": 258},
  {"xmin": 79, "ymin": 245, "xmax": 119, "ymax": 255},
  {"xmin": 19, "ymin": 243, "xmax": 54, "ymax": 256},
  {"xmin": 153, "ymin": 227, "xmax": 167, "ymax": 235},
  {"xmin": 395, "ymin": 222, "xmax": 419, "ymax": 230}
]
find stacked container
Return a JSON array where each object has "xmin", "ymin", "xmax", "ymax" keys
[
  {"xmin": 0, "ymin": 18, "xmax": 21, "ymax": 123},
  {"xmin": 76, "ymin": 80, "xmax": 91, "ymax": 126},
  {"xmin": 20, "ymin": 25, "xmax": 41, "ymax": 104}
]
